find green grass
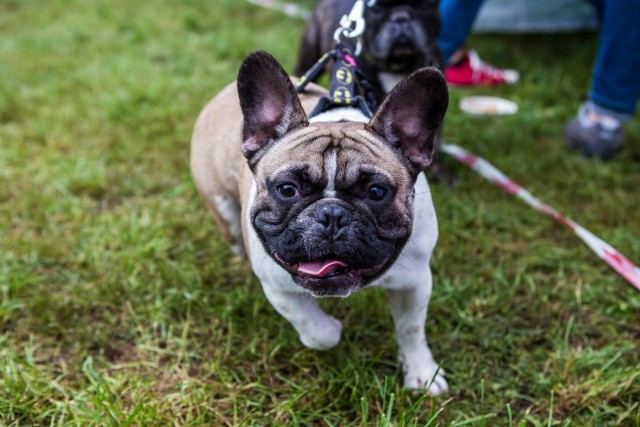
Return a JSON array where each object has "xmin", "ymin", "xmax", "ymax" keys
[{"xmin": 1, "ymin": 0, "xmax": 639, "ymax": 425}]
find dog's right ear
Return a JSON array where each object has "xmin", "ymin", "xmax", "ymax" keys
[
  {"xmin": 368, "ymin": 67, "xmax": 448, "ymax": 176},
  {"xmin": 237, "ymin": 51, "xmax": 308, "ymax": 162}
]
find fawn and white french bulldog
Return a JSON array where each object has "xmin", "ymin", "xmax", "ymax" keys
[{"xmin": 190, "ymin": 51, "xmax": 449, "ymax": 394}]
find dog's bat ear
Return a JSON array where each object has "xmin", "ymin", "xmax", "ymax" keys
[
  {"xmin": 237, "ymin": 51, "xmax": 308, "ymax": 162},
  {"xmin": 368, "ymin": 67, "xmax": 448, "ymax": 175}
]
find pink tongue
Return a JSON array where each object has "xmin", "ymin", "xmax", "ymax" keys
[{"xmin": 298, "ymin": 259, "xmax": 348, "ymax": 277}]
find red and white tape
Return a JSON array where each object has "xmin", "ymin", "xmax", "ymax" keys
[{"xmin": 441, "ymin": 143, "xmax": 640, "ymax": 291}]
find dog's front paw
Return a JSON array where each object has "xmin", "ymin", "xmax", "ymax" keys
[
  {"xmin": 400, "ymin": 356, "xmax": 448, "ymax": 396},
  {"xmin": 404, "ymin": 368, "xmax": 448, "ymax": 396},
  {"xmin": 298, "ymin": 315, "xmax": 342, "ymax": 351}
]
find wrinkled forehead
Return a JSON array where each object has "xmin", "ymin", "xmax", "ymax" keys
[{"xmin": 255, "ymin": 125, "xmax": 413, "ymax": 188}]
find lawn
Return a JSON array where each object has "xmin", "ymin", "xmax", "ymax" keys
[{"xmin": 1, "ymin": 0, "xmax": 639, "ymax": 425}]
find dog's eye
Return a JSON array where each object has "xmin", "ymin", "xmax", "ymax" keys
[
  {"xmin": 367, "ymin": 185, "xmax": 387, "ymax": 201},
  {"xmin": 277, "ymin": 183, "xmax": 298, "ymax": 198}
]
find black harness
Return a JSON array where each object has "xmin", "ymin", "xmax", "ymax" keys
[{"xmin": 294, "ymin": 40, "xmax": 377, "ymax": 120}]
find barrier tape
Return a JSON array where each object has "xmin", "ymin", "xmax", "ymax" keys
[{"xmin": 440, "ymin": 143, "xmax": 640, "ymax": 291}]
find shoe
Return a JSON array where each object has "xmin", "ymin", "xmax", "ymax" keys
[
  {"xmin": 445, "ymin": 50, "xmax": 519, "ymax": 86},
  {"xmin": 564, "ymin": 105, "xmax": 623, "ymax": 161}
]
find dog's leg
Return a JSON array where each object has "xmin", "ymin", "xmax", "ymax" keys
[
  {"xmin": 386, "ymin": 267, "xmax": 448, "ymax": 395},
  {"xmin": 262, "ymin": 286, "xmax": 342, "ymax": 351},
  {"xmin": 209, "ymin": 194, "xmax": 244, "ymax": 256}
]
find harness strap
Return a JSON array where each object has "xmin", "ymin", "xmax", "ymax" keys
[
  {"xmin": 294, "ymin": 51, "xmax": 333, "ymax": 93},
  {"xmin": 295, "ymin": 41, "xmax": 376, "ymax": 119}
]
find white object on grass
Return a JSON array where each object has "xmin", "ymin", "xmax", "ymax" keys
[{"xmin": 459, "ymin": 96, "xmax": 518, "ymax": 116}]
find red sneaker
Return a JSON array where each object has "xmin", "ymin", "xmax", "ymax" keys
[{"xmin": 445, "ymin": 50, "xmax": 519, "ymax": 86}]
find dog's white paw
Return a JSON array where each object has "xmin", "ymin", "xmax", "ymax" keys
[
  {"xmin": 400, "ymin": 356, "xmax": 448, "ymax": 396},
  {"xmin": 298, "ymin": 315, "xmax": 342, "ymax": 351},
  {"xmin": 403, "ymin": 368, "xmax": 448, "ymax": 396}
]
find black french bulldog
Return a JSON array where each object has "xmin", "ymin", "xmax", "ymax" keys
[{"xmin": 295, "ymin": 0, "xmax": 443, "ymax": 104}]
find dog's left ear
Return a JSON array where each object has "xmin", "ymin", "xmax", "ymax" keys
[
  {"xmin": 237, "ymin": 51, "xmax": 308, "ymax": 162},
  {"xmin": 368, "ymin": 67, "xmax": 448, "ymax": 175}
]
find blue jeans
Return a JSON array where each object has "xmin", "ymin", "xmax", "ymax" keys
[
  {"xmin": 589, "ymin": 0, "xmax": 640, "ymax": 117},
  {"xmin": 437, "ymin": 0, "xmax": 640, "ymax": 116},
  {"xmin": 437, "ymin": 0, "xmax": 485, "ymax": 63}
]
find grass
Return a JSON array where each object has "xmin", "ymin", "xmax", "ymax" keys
[{"xmin": 1, "ymin": 0, "xmax": 639, "ymax": 425}]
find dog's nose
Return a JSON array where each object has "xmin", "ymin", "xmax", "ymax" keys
[
  {"xmin": 316, "ymin": 205, "xmax": 351, "ymax": 238},
  {"xmin": 392, "ymin": 17, "xmax": 411, "ymax": 36}
]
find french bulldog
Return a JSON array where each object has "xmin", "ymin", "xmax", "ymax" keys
[
  {"xmin": 295, "ymin": 0, "xmax": 443, "ymax": 103},
  {"xmin": 190, "ymin": 51, "xmax": 449, "ymax": 394}
]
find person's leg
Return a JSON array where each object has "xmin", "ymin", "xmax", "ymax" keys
[
  {"xmin": 590, "ymin": 0, "xmax": 640, "ymax": 118},
  {"xmin": 565, "ymin": 1, "xmax": 640, "ymax": 160},
  {"xmin": 438, "ymin": 0, "xmax": 519, "ymax": 86},
  {"xmin": 437, "ymin": 0, "xmax": 486, "ymax": 63}
]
